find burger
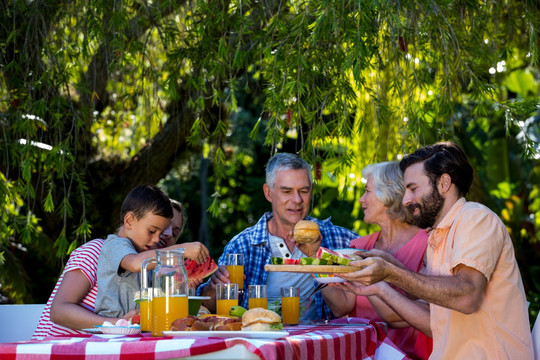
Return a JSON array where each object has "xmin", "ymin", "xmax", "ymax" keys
[
  {"xmin": 241, "ymin": 308, "xmax": 283, "ymax": 331},
  {"xmin": 293, "ymin": 220, "xmax": 321, "ymax": 244}
]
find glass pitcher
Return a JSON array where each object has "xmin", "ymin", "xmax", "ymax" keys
[
  {"xmin": 142, "ymin": 248, "xmax": 188, "ymax": 336},
  {"xmin": 140, "ymin": 257, "xmax": 154, "ymax": 332}
]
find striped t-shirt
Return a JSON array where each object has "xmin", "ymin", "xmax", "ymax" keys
[{"xmin": 32, "ymin": 239, "xmax": 104, "ymax": 339}]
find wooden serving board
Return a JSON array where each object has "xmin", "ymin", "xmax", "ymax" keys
[{"xmin": 264, "ymin": 264, "xmax": 359, "ymax": 274}]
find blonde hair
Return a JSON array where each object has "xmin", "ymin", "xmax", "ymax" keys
[{"xmin": 362, "ymin": 161, "xmax": 414, "ymax": 224}]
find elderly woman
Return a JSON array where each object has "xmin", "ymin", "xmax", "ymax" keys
[{"xmin": 320, "ymin": 161, "xmax": 430, "ymax": 359}]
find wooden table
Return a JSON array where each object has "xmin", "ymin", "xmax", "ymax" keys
[{"xmin": 0, "ymin": 321, "xmax": 410, "ymax": 360}]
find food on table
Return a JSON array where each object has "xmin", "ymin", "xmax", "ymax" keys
[
  {"xmin": 299, "ymin": 257, "xmax": 329, "ymax": 265},
  {"xmin": 316, "ymin": 246, "xmax": 353, "ymax": 265},
  {"xmin": 271, "ymin": 257, "xmax": 283, "ymax": 264},
  {"xmin": 229, "ymin": 305, "xmax": 248, "ymax": 317},
  {"xmin": 241, "ymin": 308, "xmax": 283, "ymax": 331},
  {"xmin": 293, "ymin": 220, "xmax": 320, "ymax": 244},
  {"xmin": 198, "ymin": 305, "xmax": 210, "ymax": 315},
  {"xmin": 131, "ymin": 315, "xmax": 140, "ymax": 324},
  {"xmin": 184, "ymin": 256, "xmax": 218, "ymax": 280},
  {"xmin": 283, "ymin": 258, "xmax": 300, "ymax": 265},
  {"xmin": 171, "ymin": 315, "xmax": 242, "ymax": 331}
]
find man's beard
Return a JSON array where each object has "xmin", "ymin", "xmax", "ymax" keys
[{"xmin": 408, "ymin": 186, "xmax": 444, "ymax": 229}]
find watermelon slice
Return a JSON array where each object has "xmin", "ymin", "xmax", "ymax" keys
[
  {"xmin": 316, "ymin": 247, "xmax": 353, "ymax": 265},
  {"xmin": 184, "ymin": 257, "xmax": 218, "ymax": 280},
  {"xmin": 300, "ymin": 257, "xmax": 315, "ymax": 265},
  {"xmin": 283, "ymin": 258, "xmax": 300, "ymax": 265}
]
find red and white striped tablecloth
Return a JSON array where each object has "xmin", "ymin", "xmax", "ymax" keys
[{"xmin": 0, "ymin": 322, "xmax": 410, "ymax": 360}]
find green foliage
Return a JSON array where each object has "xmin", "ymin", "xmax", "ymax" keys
[{"xmin": 0, "ymin": 0, "xmax": 538, "ymax": 320}]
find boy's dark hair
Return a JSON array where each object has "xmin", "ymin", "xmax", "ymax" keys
[
  {"xmin": 120, "ymin": 184, "xmax": 173, "ymax": 224},
  {"xmin": 399, "ymin": 141, "xmax": 474, "ymax": 197}
]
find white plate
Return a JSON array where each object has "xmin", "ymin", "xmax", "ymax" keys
[
  {"xmin": 95, "ymin": 325, "xmax": 141, "ymax": 335},
  {"xmin": 335, "ymin": 248, "xmax": 365, "ymax": 259},
  {"xmin": 312, "ymin": 275, "xmax": 346, "ymax": 283},
  {"xmin": 82, "ymin": 328, "xmax": 102, "ymax": 334},
  {"xmin": 162, "ymin": 330, "xmax": 289, "ymax": 339}
]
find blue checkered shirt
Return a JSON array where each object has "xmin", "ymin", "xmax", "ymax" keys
[{"xmin": 198, "ymin": 212, "xmax": 358, "ymax": 319}]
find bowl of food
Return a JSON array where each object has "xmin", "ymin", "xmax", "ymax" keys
[{"xmin": 98, "ymin": 319, "xmax": 141, "ymax": 335}]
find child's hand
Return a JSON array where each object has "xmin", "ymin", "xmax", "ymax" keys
[
  {"xmin": 188, "ymin": 278, "xmax": 203, "ymax": 289},
  {"xmin": 182, "ymin": 242, "xmax": 210, "ymax": 264}
]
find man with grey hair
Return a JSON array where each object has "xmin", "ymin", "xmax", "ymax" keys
[{"xmin": 198, "ymin": 153, "xmax": 358, "ymax": 320}]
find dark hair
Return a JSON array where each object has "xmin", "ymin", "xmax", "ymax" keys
[
  {"xmin": 399, "ymin": 142, "xmax": 474, "ymax": 197},
  {"xmin": 120, "ymin": 184, "xmax": 173, "ymax": 224},
  {"xmin": 265, "ymin": 153, "xmax": 312, "ymax": 189}
]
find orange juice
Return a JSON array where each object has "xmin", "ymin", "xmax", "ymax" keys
[
  {"xmin": 248, "ymin": 297, "xmax": 267, "ymax": 309},
  {"xmin": 227, "ymin": 265, "xmax": 244, "ymax": 289},
  {"xmin": 216, "ymin": 298, "xmax": 238, "ymax": 316},
  {"xmin": 281, "ymin": 296, "xmax": 300, "ymax": 324},
  {"xmin": 140, "ymin": 299, "xmax": 152, "ymax": 332},
  {"xmin": 152, "ymin": 295, "xmax": 188, "ymax": 336}
]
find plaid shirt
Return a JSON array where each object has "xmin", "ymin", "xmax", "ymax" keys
[{"xmin": 199, "ymin": 212, "xmax": 358, "ymax": 319}]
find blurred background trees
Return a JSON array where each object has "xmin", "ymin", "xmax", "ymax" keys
[{"xmin": 1, "ymin": 0, "xmax": 539, "ymax": 322}]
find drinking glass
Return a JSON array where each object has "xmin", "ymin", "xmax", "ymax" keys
[
  {"xmin": 248, "ymin": 284, "xmax": 267, "ymax": 309},
  {"xmin": 281, "ymin": 287, "xmax": 300, "ymax": 325},
  {"xmin": 226, "ymin": 254, "xmax": 244, "ymax": 290},
  {"xmin": 216, "ymin": 283, "xmax": 238, "ymax": 316}
]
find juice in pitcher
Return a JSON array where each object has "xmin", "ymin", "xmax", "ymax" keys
[
  {"xmin": 152, "ymin": 295, "xmax": 188, "ymax": 336},
  {"xmin": 140, "ymin": 298, "xmax": 152, "ymax": 332}
]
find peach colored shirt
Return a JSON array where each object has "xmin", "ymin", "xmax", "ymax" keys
[
  {"xmin": 427, "ymin": 198, "xmax": 533, "ymax": 360},
  {"xmin": 350, "ymin": 229, "xmax": 430, "ymax": 359}
]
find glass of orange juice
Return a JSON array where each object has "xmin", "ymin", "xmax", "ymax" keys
[
  {"xmin": 226, "ymin": 254, "xmax": 244, "ymax": 290},
  {"xmin": 281, "ymin": 287, "xmax": 300, "ymax": 325},
  {"xmin": 248, "ymin": 284, "xmax": 267, "ymax": 309},
  {"xmin": 216, "ymin": 283, "xmax": 238, "ymax": 316}
]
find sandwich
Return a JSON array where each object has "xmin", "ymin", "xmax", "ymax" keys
[
  {"xmin": 241, "ymin": 308, "xmax": 283, "ymax": 331},
  {"xmin": 293, "ymin": 220, "xmax": 321, "ymax": 244}
]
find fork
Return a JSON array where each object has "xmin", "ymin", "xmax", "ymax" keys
[{"xmin": 306, "ymin": 283, "xmax": 328, "ymax": 298}]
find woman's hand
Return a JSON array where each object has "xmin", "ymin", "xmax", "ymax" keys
[
  {"xmin": 329, "ymin": 280, "xmax": 383, "ymax": 297},
  {"xmin": 357, "ymin": 249, "xmax": 405, "ymax": 269}
]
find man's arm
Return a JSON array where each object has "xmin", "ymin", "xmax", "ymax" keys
[
  {"xmin": 333, "ymin": 281, "xmax": 432, "ymax": 335},
  {"xmin": 320, "ymin": 286, "xmax": 356, "ymax": 318},
  {"xmin": 200, "ymin": 265, "xmax": 230, "ymax": 313},
  {"xmin": 339, "ymin": 257, "xmax": 486, "ymax": 314}
]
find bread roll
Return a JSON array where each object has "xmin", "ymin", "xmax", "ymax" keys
[
  {"xmin": 293, "ymin": 220, "xmax": 320, "ymax": 244},
  {"xmin": 241, "ymin": 308, "xmax": 282, "ymax": 331}
]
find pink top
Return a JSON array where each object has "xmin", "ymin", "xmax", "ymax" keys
[
  {"xmin": 33, "ymin": 239, "xmax": 104, "ymax": 339},
  {"xmin": 350, "ymin": 229, "xmax": 429, "ymax": 359},
  {"xmin": 427, "ymin": 198, "xmax": 533, "ymax": 360}
]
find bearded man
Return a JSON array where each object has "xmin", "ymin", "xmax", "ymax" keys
[{"xmin": 339, "ymin": 142, "xmax": 533, "ymax": 360}]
